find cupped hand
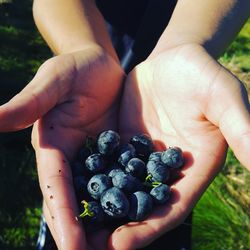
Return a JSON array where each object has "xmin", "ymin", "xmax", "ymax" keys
[
  {"xmin": 0, "ymin": 45, "xmax": 124, "ymax": 250},
  {"xmin": 110, "ymin": 44, "xmax": 250, "ymax": 250}
]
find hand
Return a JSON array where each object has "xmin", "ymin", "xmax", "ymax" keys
[
  {"xmin": 110, "ymin": 44, "xmax": 250, "ymax": 249},
  {"xmin": 0, "ymin": 45, "xmax": 124, "ymax": 250}
]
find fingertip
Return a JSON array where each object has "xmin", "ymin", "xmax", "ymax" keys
[{"xmin": 108, "ymin": 222, "xmax": 156, "ymax": 250}]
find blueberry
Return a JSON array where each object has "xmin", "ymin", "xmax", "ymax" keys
[
  {"xmin": 161, "ymin": 147, "xmax": 184, "ymax": 169},
  {"xmin": 130, "ymin": 134, "xmax": 154, "ymax": 159},
  {"xmin": 107, "ymin": 168, "xmax": 124, "ymax": 179},
  {"xmin": 71, "ymin": 161, "xmax": 84, "ymax": 177},
  {"xmin": 150, "ymin": 184, "xmax": 171, "ymax": 204},
  {"xmin": 117, "ymin": 143, "xmax": 136, "ymax": 167},
  {"xmin": 125, "ymin": 158, "xmax": 146, "ymax": 179},
  {"xmin": 100, "ymin": 187, "xmax": 129, "ymax": 218},
  {"xmin": 112, "ymin": 171, "xmax": 142, "ymax": 193},
  {"xmin": 146, "ymin": 160, "xmax": 170, "ymax": 183},
  {"xmin": 148, "ymin": 151, "xmax": 162, "ymax": 162},
  {"xmin": 85, "ymin": 153, "xmax": 106, "ymax": 173},
  {"xmin": 73, "ymin": 175, "xmax": 88, "ymax": 193},
  {"xmin": 128, "ymin": 191, "xmax": 153, "ymax": 221},
  {"xmin": 79, "ymin": 200, "xmax": 105, "ymax": 223},
  {"xmin": 97, "ymin": 130, "xmax": 120, "ymax": 156},
  {"xmin": 73, "ymin": 175, "xmax": 89, "ymax": 201},
  {"xmin": 87, "ymin": 174, "xmax": 111, "ymax": 200},
  {"xmin": 77, "ymin": 147, "xmax": 91, "ymax": 163}
]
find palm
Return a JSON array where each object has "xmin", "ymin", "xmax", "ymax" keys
[
  {"xmin": 120, "ymin": 45, "xmax": 227, "ymax": 165},
  {"xmin": 113, "ymin": 44, "xmax": 245, "ymax": 249},
  {"xmin": 0, "ymin": 46, "xmax": 124, "ymax": 250},
  {"xmin": 36, "ymin": 50, "xmax": 124, "ymax": 250},
  {"xmin": 34, "ymin": 48, "xmax": 123, "ymax": 159}
]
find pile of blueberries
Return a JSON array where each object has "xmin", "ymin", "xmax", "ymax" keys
[{"xmin": 71, "ymin": 130, "xmax": 184, "ymax": 230}]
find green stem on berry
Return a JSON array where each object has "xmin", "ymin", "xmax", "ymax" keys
[
  {"xmin": 78, "ymin": 200, "xmax": 94, "ymax": 218},
  {"xmin": 143, "ymin": 174, "xmax": 153, "ymax": 187},
  {"xmin": 152, "ymin": 181, "xmax": 161, "ymax": 187},
  {"xmin": 143, "ymin": 174, "xmax": 162, "ymax": 188},
  {"xmin": 145, "ymin": 174, "xmax": 152, "ymax": 182}
]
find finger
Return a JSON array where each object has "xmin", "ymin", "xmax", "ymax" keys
[
  {"xmin": 219, "ymin": 84, "xmax": 250, "ymax": 171},
  {"xmin": 109, "ymin": 146, "xmax": 226, "ymax": 250},
  {"xmin": 205, "ymin": 70, "xmax": 250, "ymax": 171},
  {"xmin": 43, "ymin": 201, "xmax": 61, "ymax": 247},
  {"xmin": 0, "ymin": 57, "xmax": 71, "ymax": 132},
  {"xmin": 87, "ymin": 228, "xmax": 111, "ymax": 250},
  {"xmin": 34, "ymin": 128, "xmax": 86, "ymax": 250}
]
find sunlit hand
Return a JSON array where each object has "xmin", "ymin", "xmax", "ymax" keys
[
  {"xmin": 0, "ymin": 45, "xmax": 124, "ymax": 250},
  {"xmin": 110, "ymin": 44, "xmax": 250, "ymax": 250}
]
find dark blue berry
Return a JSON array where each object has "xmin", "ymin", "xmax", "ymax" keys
[
  {"xmin": 107, "ymin": 168, "xmax": 124, "ymax": 179},
  {"xmin": 87, "ymin": 174, "xmax": 111, "ymax": 200},
  {"xmin": 79, "ymin": 200, "xmax": 105, "ymax": 223},
  {"xmin": 146, "ymin": 160, "xmax": 170, "ymax": 183},
  {"xmin": 150, "ymin": 184, "xmax": 171, "ymax": 204},
  {"xmin": 85, "ymin": 153, "xmax": 106, "ymax": 173},
  {"xmin": 112, "ymin": 171, "xmax": 142, "ymax": 193},
  {"xmin": 117, "ymin": 143, "xmax": 136, "ymax": 167},
  {"xmin": 73, "ymin": 175, "xmax": 89, "ymax": 201},
  {"xmin": 71, "ymin": 161, "xmax": 85, "ymax": 177},
  {"xmin": 161, "ymin": 147, "xmax": 184, "ymax": 169},
  {"xmin": 100, "ymin": 187, "xmax": 129, "ymax": 218},
  {"xmin": 128, "ymin": 191, "xmax": 153, "ymax": 221},
  {"xmin": 125, "ymin": 158, "xmax": 146, "ymax": 179},
  {"xmin": 148, "ymin": 151, "xmax": 162, "ymax": 162},
  {"xmin": 77, "ymin": 147, "xmax": 91, "ymax": 163},
  {"xmin": 97, "ymin": 130, "xmax": 120, "ymax": 156},
  {"xmin": 130, "ymin": 134, "xmax": 154, "ymax": 159}
]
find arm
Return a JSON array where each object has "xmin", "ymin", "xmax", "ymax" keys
[
  {"xmin": 0, "ymin": 1, "xmax": 123, "ymax": 249},
  {"xmin": 111, "ymin": 1, "xmax": 250, "ymax": 249},
  {"xmin": 33, "ymin": 0, "xmax": 118, "ymax": 60},
  {"xmin": 151, "ymin": 0, "xmax": 250, "ymax": 58}
]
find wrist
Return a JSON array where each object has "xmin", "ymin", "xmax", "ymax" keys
[
  {"xmin": 149, "ymin": 40, "xmax": 205, "ymax": 60},
  {"xmin": 33, "ymin": 0, "xmax": 119, "ymax": 61}
]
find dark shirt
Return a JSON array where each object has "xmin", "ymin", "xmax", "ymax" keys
[{"xmin": 96, "ymin": 0, "xmax": 177, "ymax": 72}]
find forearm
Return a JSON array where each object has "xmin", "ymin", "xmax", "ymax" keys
[
  {"xmin": 151, "ymin": 0, "xmax": 250, "ymax": 58},
  {"xmin": 33, "ymin": 0, "xmax": 117, "ymax": 60}
]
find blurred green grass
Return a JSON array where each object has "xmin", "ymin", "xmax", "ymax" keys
[
  {"xmin": 192, "ymin": 149, "xmax": 250, "ymax": 250},
  {"xmin": 0, "ymin": 1, "xmax": 249, "ymax": 249},
  {"xmin": 219, "ymin": 20, "xmax": 250, "ymax": 72}
]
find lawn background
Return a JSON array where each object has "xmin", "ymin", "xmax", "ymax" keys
[{"xmin": 0, "ymin": 1, "xmax": 249, "ymax": 249}]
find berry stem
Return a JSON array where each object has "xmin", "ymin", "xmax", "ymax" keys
[
  {"xmin": 145, "ymin": 174, "xmax": 152, "ymax": 182},
  {"xmin": 79, "ymin": 200, "xmax": 94, "ymax": 218},
  {"xmin": 143, "ymin": 174, "xmax": 162, "ymax": 188},
  {"xmin": 152, "ymin": 181, "xmax": 161, "ymax": 187},
  {"xmin": 143, "ymin": 174, "xmax": 153, "ymax": 187}
]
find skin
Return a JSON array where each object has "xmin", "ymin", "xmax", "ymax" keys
[
  {"xmin": 112, "ymin": 43, "xmax": 250, "ymax": 250},
  {"xmin": 0, "ymin": 0, "xmax": 250, "ymax": 249},
  {"xmin": 0, "ymin": 46, "xmax": 124, "ymax": 250}
]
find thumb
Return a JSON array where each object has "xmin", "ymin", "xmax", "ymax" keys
[
  {"xmin": 205, "ymin": 68, "xmax": 250, "ymax": 171},
  {"xmin": 0, "ymin": 56, "xmax": 73, "ymax": 132}
]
